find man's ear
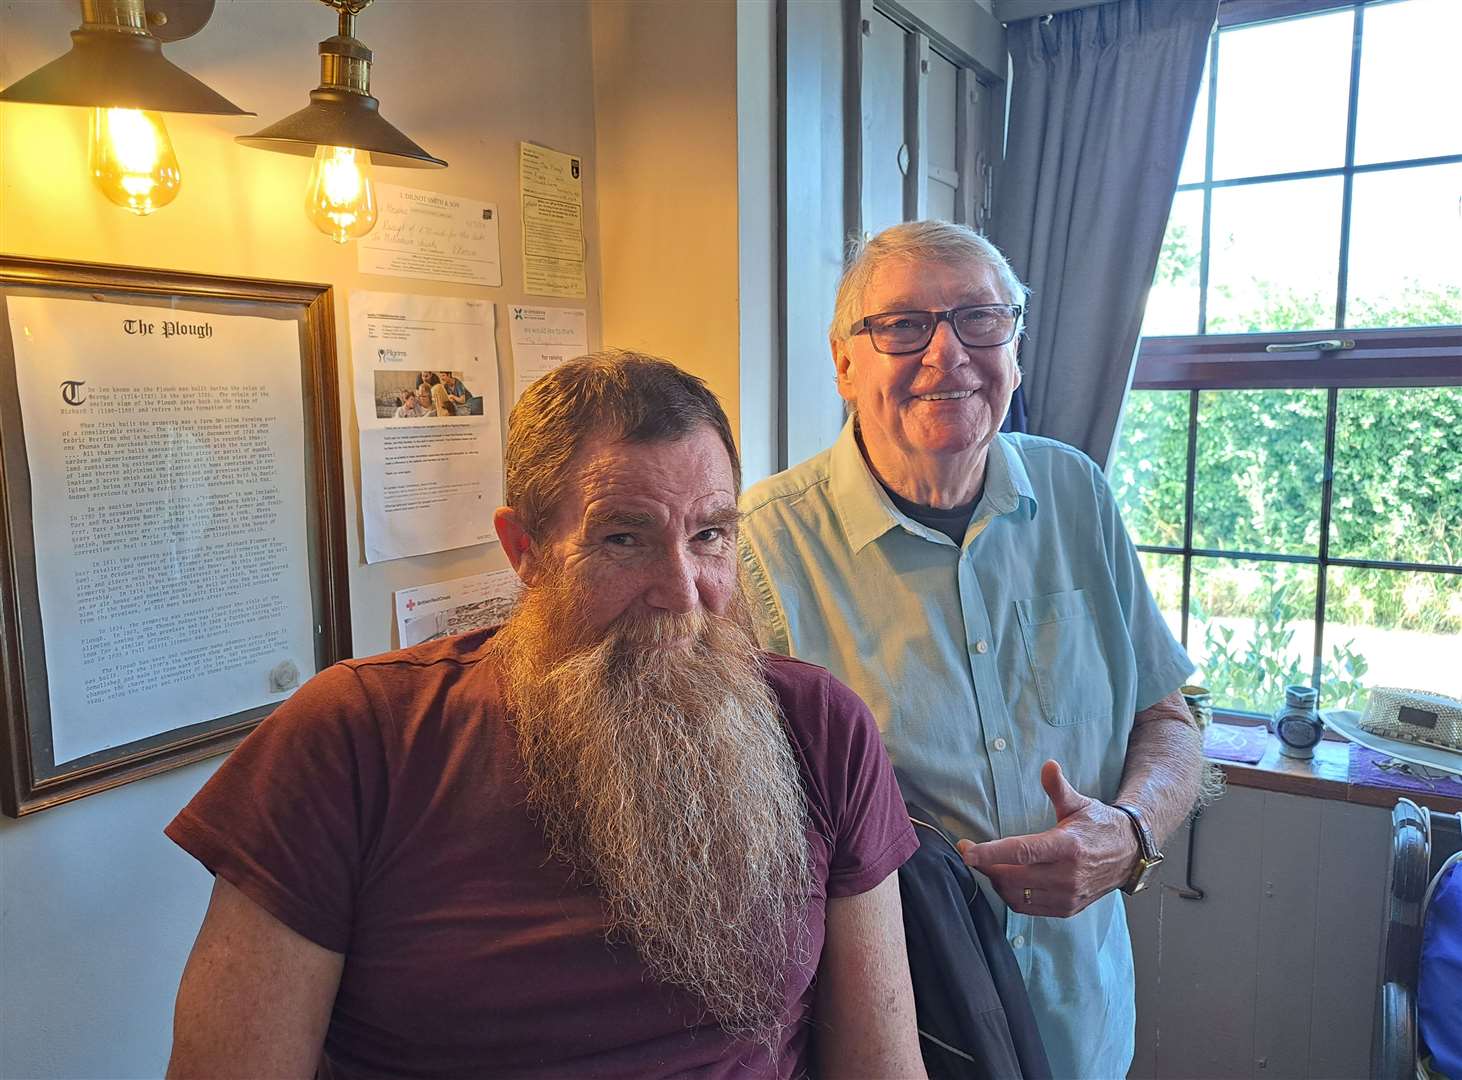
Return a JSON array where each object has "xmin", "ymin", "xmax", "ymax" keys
[
  {"xmin": 494, "ymin": 507, "xmax": 538, "ymax": 581},
  {"xmin": 831, "ymin": 337, "xmax": 857, "ymax": 404}
]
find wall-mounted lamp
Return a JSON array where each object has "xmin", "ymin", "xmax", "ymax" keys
[
  {"xmin": 0, "ymin": 0, "xmax": 252, "ymax": 215},
  {"xmin": 236, "ymin": 0, "xmax": 447, "ymax": 244}
]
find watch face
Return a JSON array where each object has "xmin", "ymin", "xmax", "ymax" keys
[{"xmin": 1278, "ymin": 716, "xmax": 1322, "ymax": 748}]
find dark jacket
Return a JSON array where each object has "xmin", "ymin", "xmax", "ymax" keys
[{"xmin": 898, "ymin": 804, "xmax": 1053, "ymax": 1080}]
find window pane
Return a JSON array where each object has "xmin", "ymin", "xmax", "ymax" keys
[
  {"xmin": 1330, "ymin": 387, "xmax": 1462, "ymax": 566},
  {"xmin": 926, "ymin": 52, "xmax": 959, "ymax": 223},
  {"xmin": 1111, "ymin": 390, "xmax": 1189, "ymax": 548},
  {"xmin": 862, "ymin": 12, "xmax": 909, "ymax": 235},
  {"xmin": 1324, "ymin": 567, "xmax": 1462, "ymax": 708},
  {"xmin": 1206, "ymin": 178, "xmax": 1342, "ymax": 334},
  {"xmin": 1211, "ymin": 10, "xmax": 1353, "ymax": 181},
  {"xmin": 1138, "ymin": 550, "xmax": 1186, "ymax": 647},
  {"xmin": 1192, "ymin": 389, "xmax": 1326, "ymax": 556},
  {"xmin": 1177, "ymin": 50, "xmax": 1211, "ymax": 187},
  {"xmin": 1189, "ymin": 557, "xmax": 1317, "ymax": 714},
  {"xmin": 1354, "ymin": 0, "xmax": 1462, "ymax": 166},
  {"xmin": 1142, "ymin": 191, "xmax": 1204, "ymax": 337},
  {"xmin": 1346, "ymin": 164, "xmax": 1462, "ymax": 329}
]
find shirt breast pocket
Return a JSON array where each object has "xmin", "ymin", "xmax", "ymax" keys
[{"xmin": 1014, "ymin": 589, "xmax": 1106, "ymax": 726}]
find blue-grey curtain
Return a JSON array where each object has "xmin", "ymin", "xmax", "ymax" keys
[{"xmin": 992, "ymin": 0, "xmax": 1217, "ymax": 465}]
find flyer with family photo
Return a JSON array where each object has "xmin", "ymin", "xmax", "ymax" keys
[{"xmin": 349, "ymin": 291, "xmax": 503, "ymax": 562}]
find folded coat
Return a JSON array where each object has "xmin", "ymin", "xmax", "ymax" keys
[{"xmin": 899, "ymin": 804, "xmax": 1053, "ymax": 1080}]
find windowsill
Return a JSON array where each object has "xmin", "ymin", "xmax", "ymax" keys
[{"xmin": 1206, "ymin": 721, "xmax": 1462, "ymax": 814}]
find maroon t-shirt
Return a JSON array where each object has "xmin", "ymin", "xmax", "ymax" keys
[{"xmin": 166, "ymin": 630, "xmax": 917, "ymax": 1079}]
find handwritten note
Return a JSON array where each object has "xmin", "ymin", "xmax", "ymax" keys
[
  {"xmin": 358, "ymin": 184, "xmax": 502, "ymax": 288},
  {"xmin": 520, "ymin": 143, "xmax": 586, "ymax": 298}
]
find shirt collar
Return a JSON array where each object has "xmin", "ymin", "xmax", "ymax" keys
[
  {"xmin": 984, "ymin": 432, "xmax": 1040, "ymax": 524},
  {"xmin": 828, "ymin": 419, "xmax": 1039, "ymax": 554}
]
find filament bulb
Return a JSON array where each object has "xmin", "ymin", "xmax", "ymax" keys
[
  {"xmin": 90, "ymin": 108, "xmax": 181, "ymax": 215},
  {"xmin": 305, "ymin": 145, "xmax": 378, "ymax": 243}
]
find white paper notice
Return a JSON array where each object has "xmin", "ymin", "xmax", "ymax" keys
[
  {"xmin": 7, "ymin": 295, "xmax": 317, "ymax": 765},
  {"xmin": 358, "ymin": 183, "xmax": 503, "ymax": 288},
  {"xmin": 508, "ymin": 305, "xmax": 588, "ymax": 400},
  {"xmin": 394, "ymin": 568, "xmax": 522, "ymax": 648},
  {"xmin": 349, "ymin": 291, "xmax": 503, "ymax": 563},
  {"xmin": 519, "ymin": 142, "xmax": 587, "ymax": 298}
]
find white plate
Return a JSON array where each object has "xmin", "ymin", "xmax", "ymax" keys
[{"xmin": 1323, "ymin": 709, "xmax": 1462, "ymax": 779}]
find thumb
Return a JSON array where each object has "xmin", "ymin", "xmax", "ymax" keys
[{"xmin": 1041, "ymin": 759, "xmax": 1090, "ymax": 820}]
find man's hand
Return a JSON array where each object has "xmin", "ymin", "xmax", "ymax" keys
[{"xmin": 955, "ymin": 760, "xmax": 1139, "ymax": 918}]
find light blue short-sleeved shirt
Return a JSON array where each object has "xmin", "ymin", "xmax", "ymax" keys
[{"xmin": 739, "ymin": 421, "xmax": 1194, "ymax": 1080}]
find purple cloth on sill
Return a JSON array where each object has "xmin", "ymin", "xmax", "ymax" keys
[
  {"xmin": 1349, "ymin": 745, "xmax": 1462, "ymax": 798},
  {"xmin": 1203, "ymin": 723, "xmax": 1269, "ymax": 764}
]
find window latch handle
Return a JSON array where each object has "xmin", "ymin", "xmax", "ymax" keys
[{"xmin": 1264, "ymin": 338, "xmax": 1356, "ymax": 353}]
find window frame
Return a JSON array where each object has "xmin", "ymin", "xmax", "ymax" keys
[
  {"xmin": 1125, "ymin": 373, "xmax": 1462, "ymax": 710},
  {"xmin": 1127, "ymin": 0, "xmax": 1462, "ymax": 722},
  {"xmin": 1136, "ymin": 326, "xmax": 1462, "ymax": 392}
]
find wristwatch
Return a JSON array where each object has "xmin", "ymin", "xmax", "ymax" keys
[{"xmin": 1112, "ymin": 802, "xmax": 1164, "ymax": 895}]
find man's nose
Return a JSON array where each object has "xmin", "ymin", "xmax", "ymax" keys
[
  {"xmin": 922, "ymin": 318, "xmax": 970, "ymax": 371},
  {"xmin": 644, "ymin": 545, "xmax": 699, "ymax": 614}
]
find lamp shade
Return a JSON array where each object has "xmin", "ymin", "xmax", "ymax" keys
[
  {"xmin": 0, "ymin": 29, "xmax": 251, "ymax": 115},
  {"xmin": 236, "ymin": 87, "xmax": 444, "ymax": 168}
]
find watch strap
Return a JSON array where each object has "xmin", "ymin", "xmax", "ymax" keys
[
  {"xmin": 1112, "ymin": 802, "xmax": 1158, "ymax": 860},
  {"xmin": 1113, "ymin": 802, "xmax": 1164, "ymax": 895}
]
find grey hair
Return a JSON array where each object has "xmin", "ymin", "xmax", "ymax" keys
[
  {"xmin": 505, "ymin": 349, "xmax": 741, "ymax": 540},
  {"xmin": 829, "ymin": 220, "xmax": 1029, "ymax": 342}
]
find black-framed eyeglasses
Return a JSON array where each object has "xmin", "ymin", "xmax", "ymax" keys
[{"xmin": 849, "ymin": 304, "xmax": 1024, "ymax": 355}]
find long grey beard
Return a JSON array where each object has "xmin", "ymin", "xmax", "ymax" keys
[{"xmin": 497, "ymin": 593, "xmax": 813, "ymax": 1049}]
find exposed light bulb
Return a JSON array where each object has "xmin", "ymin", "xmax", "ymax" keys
[
  {"xmin": 305, "ymin": 145, "xmax": 378, "ymax": 243},
  {"xmin": 90, "ymin": 108, "xmax": 182, "ymax": 215}
]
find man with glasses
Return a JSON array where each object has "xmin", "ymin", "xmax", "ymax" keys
[{"xmin": 739, "ymin": 220, "xmax": 1203, "ymax": 1079}]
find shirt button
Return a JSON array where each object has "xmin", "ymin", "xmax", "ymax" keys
[
  {"xmin": 1012, "ymin": 935, "xmax": 1026, "ymax": 948},
  {"xmin": 992, "ymin": 737, "xmax": 1007, "ymax": 751},
  {"xmin": 974, "ymin": 639, "xmax": 989, "ymax": 654}
]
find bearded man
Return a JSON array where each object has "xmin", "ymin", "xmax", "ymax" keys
[{"xmin": 164, "ymin": 352, "xmax": 927, "ymax": 1079}]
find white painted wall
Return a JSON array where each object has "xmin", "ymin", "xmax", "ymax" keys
[
  {"xmin": 590, "ymin": 0, "xmax": 745, "ymax": 450},
  {"xmin": 0, "ymin": 758, "xmax": 222, "ymax": 1078},
  {"xmin": 1126, "ymin": 785, "xmax": 1389, "ymax": 1080},
  {"xmin": 587, "ymin": 0, "xmax": 782, "ymax": 481},
  {"xmin": 0, "ymin": 2, "xmax": 601, "ymax": 1074}
]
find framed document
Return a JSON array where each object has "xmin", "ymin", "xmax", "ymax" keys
[{"xmin": 0, "ymin": 258, "xmax": 351, "ymax": 816}]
